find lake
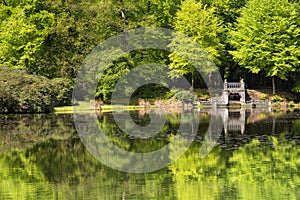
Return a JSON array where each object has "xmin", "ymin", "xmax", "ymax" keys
[{"xmin": 0, "ymin": 108, "xmax": 299, "ymax": 199}]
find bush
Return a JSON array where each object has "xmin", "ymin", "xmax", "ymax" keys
[
  {"xmin": 18, "ymin": 82, "xmax": 55, "ymax": 113},
  {"xmin": 131, "ymin": 84, "xmax": 169, "ymax": 100},
  {"xmin": 174, "ymin": 90, "xmax": 194, "ymax": 103},
  {"xmin": 260, "ymin": 94, "xmax": 268, "ymax": 100},
  {"xmin": 0, "ymin": 67, "xmax": 73, "ymax": 113},
  {"xmin": 163, "ymin": 88, "xmax": 178, "ymax": 100},
  {"xmin": 51, "ymin": 78, "xmax": 73, "ymax": 107},
  {"xmin": 0, "ymin": 87, "xmax": 19, "ymax": 113},
  {"xmin": 270, "ymin": 95, "xmax": 285, "ymax": 102},
  {"xmin": 195, "ymin": 89, "xmax": 210, "ymax": 101}
]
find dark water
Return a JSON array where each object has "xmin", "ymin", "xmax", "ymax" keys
[{"xmin": 0, "ymin": 108, "xmax": 299, "ymax": 199}]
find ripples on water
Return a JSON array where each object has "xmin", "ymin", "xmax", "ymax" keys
[{"xmin": 0, "ymin": 109, "xmax": 299, "ymax": 199}]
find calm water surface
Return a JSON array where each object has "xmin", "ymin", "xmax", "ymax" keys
[{"xmin": 0, "ymin": 108, "xmax": 299, "ymax": 200}]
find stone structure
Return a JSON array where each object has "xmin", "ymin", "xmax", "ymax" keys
[
  {"xmin": 201, "ymin": 79, "xmax": 270, "ymax": 107},
  {"xmin": 222, "ymin": 79, "xmax": 246, "ymax": 105}
]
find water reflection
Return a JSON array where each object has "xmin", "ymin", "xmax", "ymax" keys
[
  {"xmin": 199, "ymin": 107, "xmax": 272, "ymax": 134},
  {"xmin": 0, "ymin": 109, "xmax": 299, "ymax": 199},
  {"xmin": 0, "ymin": 114, "xmax": 76, "ymax": 152}
]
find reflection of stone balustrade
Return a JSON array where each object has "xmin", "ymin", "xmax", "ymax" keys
[
  {"xmin": 200, "ymin": 108, "xmax": 246, "ymax": 134},
  {"xmin": 228, "ymin": 124, "xmax": 241, "ymax": 131},
  {"xmin": 199, "ymin": 107, "xmax": 272, "ymax": 135}
]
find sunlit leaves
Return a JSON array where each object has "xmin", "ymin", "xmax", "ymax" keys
[
  {"xmin": 168, "ymin": 0, "xmax": 224, "ymax": 79},
  {"xmin": 229, "ymin": 0, "xmax": 300, "ymax": 81},
  {"xmin": 0, "ymin": 3, "xmax": 54, "ymax": 70}
]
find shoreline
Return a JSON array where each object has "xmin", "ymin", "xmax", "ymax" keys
[{"xmin": 53, "ymin": 100, "xmax": 300, "ymax": 114}]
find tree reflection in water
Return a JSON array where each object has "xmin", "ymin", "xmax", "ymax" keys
[{"xmin": 0, "ymin": 109, "xmax": 299, "ymax": 199}]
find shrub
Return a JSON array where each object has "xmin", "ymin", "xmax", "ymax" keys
[
  {"xmin": 194, "ymin": 89, "xmax": 210, "ymax": 101},
  {"xmin": 51, "ymin": 78, "xmax": 73, "ymax": 107},
  {"xmin": 270, "ymin": 95, "xmax": 285, "ymax": 102},
  {"xmin": 174, "ymin": 90, "xmax": 194, "ymax": 103},
  {"xmin": 0, "ymin": 67, "xmax": 73, "ymax": 113},
  {"xmin": 260, "ymin": 94, "xmax": 268, "ymax": 100},
  {"xmin": 163, "ymin": 88, "xmax": 178, "ymax": 100},
  {"xmin": 18, "ymin": 82, "xmax": 54, "ymax": 113},
  {"xmin": 131, "ymin": 84, "xmax": 169, "ymax": 100},
  {"xmin": 0, "ymin": 87, "xmax": 19, "ymax": 113}
]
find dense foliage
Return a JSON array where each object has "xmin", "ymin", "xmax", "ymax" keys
[
  {"xmin": 0, "ymin": 67, "xmax": 73, "ymax": 113},
  {"xmin": 174, "ymin": 90, "xmax": 194, "ymax": 103},
  {"xmin": 1, "ymin": 0, "xmax": 300, "ymax": 104},
  {"xmin": 230, "ymin": 0, "xmax": 300, "ymax": 94}
]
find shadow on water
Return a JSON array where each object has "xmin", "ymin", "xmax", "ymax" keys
[{"xmin": 0, "ymin": 108, "xmax": 299, "ymax": 199}]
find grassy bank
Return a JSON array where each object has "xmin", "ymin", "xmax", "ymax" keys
[{"xmin": 54, "ymin": 101, "xmax": 142, "ymax": 113}]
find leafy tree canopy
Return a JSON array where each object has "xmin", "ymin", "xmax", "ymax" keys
[{"xmin": 230, "ymin": 0, "xmax": 300, "ymax": 93}]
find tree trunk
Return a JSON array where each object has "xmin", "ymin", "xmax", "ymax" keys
[
  {"xmin": 191, "ymin": 73, "xmax": 194, "ymax": 90},
  {"xmin": 119, "ymin": 0, "xmax": 128, "ymax": 51},
  {"xmin": 147, "ymin": 1, "xmax": 151, "ymax": 13},
  {"xmin": 272, "ymin": 76, "xmax": 276, "ymax": 95}
]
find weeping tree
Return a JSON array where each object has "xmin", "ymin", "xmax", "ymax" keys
[{"xmin": 229, "ymin": 0, "xmax": 300, "ymax": 94}]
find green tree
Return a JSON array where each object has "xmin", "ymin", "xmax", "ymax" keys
[
  {"xmin": 168, "ymin": 0, "xmax": 224, "ymax": 88},
  {"xmin": 35, "ymin": 0, "xmax": 124, "ymax": 78},
  {"xmin": 0, "ymin": 0, "xmax": 54, "ymax": 71},
  {"xmin": 230, "ymin": 0, "xmax": 300, "ymax": 94},
  {"xmin": 0, "ymin": 0, "xmax": 125, "ymax": 78},
  {"xmin": 204, "ymin": 0, "xmax": 246, "ymax": 24},
  {"xmin": 95, "ymin": 49, "xmax": 169, "ymax": 102},
  {"xmin": 141, "ymin": 0, "xmax": 181, "ymax": 28},
  {"xmin": 203, "ymin": 0, "xmax": 247, "ymax": 80}
]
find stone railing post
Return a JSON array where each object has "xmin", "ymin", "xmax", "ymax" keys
[
  {"xmin": 224, "ymin": 79, "xmax": 227, "ymax": 90},
  {"xmin": 240, "ymin": 79, "xmax": 245, "ymax": 89}
]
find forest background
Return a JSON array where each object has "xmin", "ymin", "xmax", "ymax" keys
[{"xmin": 1, "ymin": 0, "xmax": 300, "ymax": 112}]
